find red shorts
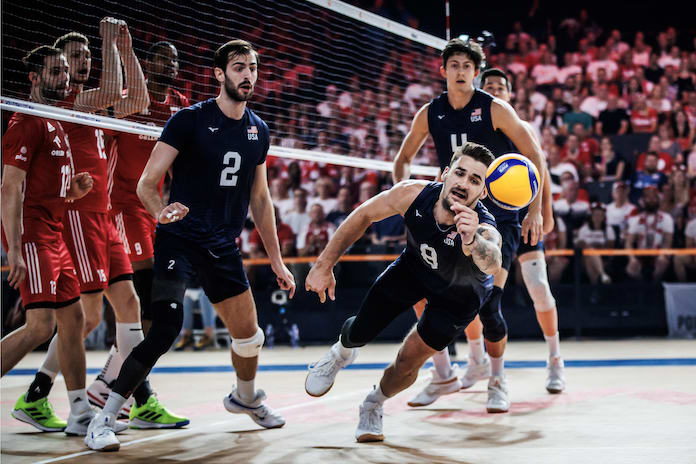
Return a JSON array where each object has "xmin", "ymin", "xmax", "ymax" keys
[
  {"xmin": 63, "ymin": 210, "xmax": 133, "ymax": 292},
  {"xmin": 111, "ymin": 205, "xmax": 156, "ymax": 263},
  {"xmin": 20, "ymin": 239, "xmax": 81, "ymax": 309}
]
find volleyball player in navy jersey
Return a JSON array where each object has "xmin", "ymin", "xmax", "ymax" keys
[
  {"xmin": 85, "ymin": 39, "xmax": 296, "ymax": 451},
  {"xmin": 304, "ymin": 142, "xmax": 502, "ymax": 441}
]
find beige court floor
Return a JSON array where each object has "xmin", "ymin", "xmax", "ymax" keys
[{"xmin": 1, "ymin": 339, "xmax": 695, "ymax": 463}]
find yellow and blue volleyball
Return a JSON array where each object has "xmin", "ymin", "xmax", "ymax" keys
[{"xmin": 485, "ymin": 153, "xmax": 540, "ymax": 210}]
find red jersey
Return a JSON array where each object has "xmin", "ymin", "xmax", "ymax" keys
[
  {"xmin": 110, "ymin": 88, "xmax": 189, "ymax": 208},
  {"xmin": 59, "ymin": 92, "xmax": 110, "ymax": 212},
  {"xmin": 2, "ymin": 113, "xmax": 74, "ymax": 241}
]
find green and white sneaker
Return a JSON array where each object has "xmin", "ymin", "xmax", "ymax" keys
[
  {"xmin": 128, "ymin": 396, "xmax": 189, "ymax": 429},
  {"xmin": 11, "ymin": 394, "xmax": 67, "ymax": 432}
]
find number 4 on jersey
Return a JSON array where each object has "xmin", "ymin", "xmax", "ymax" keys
[{"xmin": 450, "ymin": 133, "xmax": 467, "ymax": 154}]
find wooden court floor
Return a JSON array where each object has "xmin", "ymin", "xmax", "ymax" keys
[{"xmin": 2, "ymin": 339, "xmax": 695, "ymax": 463}]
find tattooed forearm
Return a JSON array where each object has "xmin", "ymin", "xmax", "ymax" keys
[{"xmin": 469, "ymin": 225, "xmax": 502, "ymax": 275}]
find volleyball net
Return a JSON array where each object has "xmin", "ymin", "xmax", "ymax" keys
[{"xmin": 1, "ymin": 0, "xmax": 446, "ymax": 177}]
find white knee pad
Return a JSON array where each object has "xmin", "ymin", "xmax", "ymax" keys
[
  {"xmin": 232, "ymin": 327, "xmax": 265, "ymax": 358},
  {"xmin": 521, "ymin": 258, "xmax": 556, "ymax": 312}
]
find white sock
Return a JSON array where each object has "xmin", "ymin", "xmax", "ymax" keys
[
  {"xmin": 67, "ymin": 389, "xmax": 91, "ymax": 415},
  {"xmin": 544, "ymin": 332, "xmax": 561, "ymax": 358},
  {"xmin": 103, "ymin": 391, "xmax": 128, "ymax": 416},
  {"xmin": 116, "ymin": 322, "xmax": 144, "ymax": 357},
  {"xmin": 490, "ymin": 355, "xmax": 504, "ymax": 377},
  {"xmin": 98, "ymin": 346, "xmax": 121, "ymax": 385},
  {"xmin": 39, "ymin": 335, "xmax": 60, "ymax": 381},
  {"xmin": 334, "ymin": 341, "xmax": 355, "ymax": 360},
  {"xmin": 468, "ymin": 337, "xmax": 485, "ymax": 363},
  {"xmin": 365, "ymin": 384, "xmax": 389, "ymax": 405},
  {"xmin": 237, "ymin": 378, "xmax": 256, "ymax": 404},
  {"xmin": 432, "ymin": 349, "xmax": 453, "ymax": 379}
]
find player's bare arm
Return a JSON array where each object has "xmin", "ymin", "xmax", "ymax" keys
[
  {"xmin": 137, "ymin": 141, "xmax": 189, "ymax": 224},
  {"xmin": 467, "ymin": 224, "xmax": 503, "ymax": 275},
  {"xmin": 306, "ymin": 180, "xmax": 427, "ymax": 303},
  {"xmin": 491, "ymin": 98, "xmax": 545, "ymax": 245},
  {"xmin": 65, "ymin": 171, "xmax": 94, "ymax": 200},
  {"xmin": 0, "ymin": 165, "xmax": 28, "ymax": 288},
  {"xmin": 112, "ymin": 23, "xmax": 150, "ymax": 118},
  {"xmin": 73, "ymin": 17, "xmax": 123, "ymax": 112},
  {"xmin": 249, "ymin": 161, "xmax": 296, "ymax": 297},
  {"xmin": 451, "ymin": 202, "xmax": 502, "ymax": 275},
  {"xmin": 392, "ymin": 103, "xmax": 430, "ymax": 183},
  {"xmin": 519, "ymin": 119, "xmax": 554, "ymax": 234}
]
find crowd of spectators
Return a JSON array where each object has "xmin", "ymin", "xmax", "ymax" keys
[{"xmin": 231, "ymin": 15, "xmax": 696, "ymax": 285}]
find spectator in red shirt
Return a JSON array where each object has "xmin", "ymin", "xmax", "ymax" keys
[
  {"xmin": 630, "ymin": 93, "xmax": 658, "ymax": 133},
  {"xmin": 249, "ymin": 206, "xmax": 296, "ymax": 258},
  {"xmin": 635, "ymin": 135, "xmax": 674, "ymax": 173},
  {"xmin": 298, "ymin": 204, "xmax": 336, "ymax": 256}
]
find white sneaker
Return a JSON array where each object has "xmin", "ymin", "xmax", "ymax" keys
[
  {"xmin": 545, "ymin": 356, "xmax": 566, "ymax": 394},
  {"xmin": 305, "ymin": 343, "xmax": 357, "ymax": 397},
  {"xmin": 407, "ymin": 366, "xmax": 462, "ymax": 407},
  {"xmin": 355, "ymin": 400, "xmax": 384, "ymax": 443},
  {"xmin": 66, "ymin": 407, "xmax": 128, "ymax": 436},
  {"xmin": 460, "ymin": 354, "xmax": 491, "ymax": 389},
  {"xmin": 65, "ymin": 408, "xmax": 96, "ymax": 436},
  {"xmin": 223, "ymin": 388, "xmax": 285, "ymax": 429},
  {"xmin": 486, "ymin": 375, "xmax": 510, "ymax": 413},
  {"xmin": 87, "ymin": 378, "xmax": 133, "ymax": 419},
  {"xmin": 84, "ymin": 412, "xmax": 120, "ymax": 452}
]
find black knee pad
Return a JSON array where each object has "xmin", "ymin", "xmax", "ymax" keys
[
  {"xmin": 130, "ymin": 299, "xmax": 184, "ymax": 367},
  {"xmin": 133, "ymin": 269, "xmax": 154, "ymax": 320},
  {"xmin": 479, "ymin": 286, "xmax": 508, "ymax": 342},
  {"xmin": 339, "ymin": 316, "xmax": 366, "ymax": 348}
]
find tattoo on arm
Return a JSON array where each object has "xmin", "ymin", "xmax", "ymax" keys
[{"xmin": 470, "ymin": 225, "xmax": 502, "ymax": 274}]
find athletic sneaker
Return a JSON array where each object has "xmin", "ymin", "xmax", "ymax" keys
[
  {"xmin": 86, "ymin": 378, "xmax": 133, "ymax": 420},
  {"xmin": 66, "ymin": 408, "xmax": 128, "ymax": 436},
  {"xmin": 11, "ymin": 394, "xmax": 66, "ymax": 432},
  {"xmin": 460, "ymin": 354, "xmax": 491, "ymax": 389},
  {"xmin": 305, "ymin": 342, "xmax": 357, "ymax": 397},
  {"xmin": 407, "ymin": 366, "xmax": 462, "ymax": 407},
  {"xmin": 223, "ymin": 387, "xmax": 285, "ymax": 429},
  {"xmin": 545, "ymin": 356, "xmax": 566, "ymax": 394},
  {"xmin": 355, "ymin": 400, "xmax": 384, "ymax": 443},
  {"xmin": 129, "ymin": 396, "xmax": 190, "ymax": 429},
  {"xmin": 174, "ymin": 333, "xmax": 194, "ymax": 351},
  {"xmin": 486, "ymin": 375, "xmax": 510, "ymax": 413},
  {"xmin": 84, "ymin": 412, "xmax": 120, "ymax": 452}
]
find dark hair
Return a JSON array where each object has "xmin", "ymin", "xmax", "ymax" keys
[
  {"xmin": 147, "ymin": 41, "xmax": 176, "ymax": 61},
  {"xmin": 54, "ymin": 32, "xmax": 89, "ymax": 50},
  {"xmin": 214, "ymin": 39, "xmax": 258, "ymax": 70},
  {"xmin": 441, "ymin": 38, "xmax": 484, "ymax": 69},
  {"xmin": 480, "ymin": 67, "xmax": 511, "ymax": 92},
  {"xmin": 450, "ymin": 141, "xmax": 495, "ymax": 167},
  {"xmin": 22, "ymin": 46, "xmax": 63, "ymax": 74}
]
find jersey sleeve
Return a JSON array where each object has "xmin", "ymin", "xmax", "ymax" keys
[
  {"xmin": 476, "ymin": 206, "xmax": 497, "ymax": 228},
  {"xmin": 258, "ymin": 121, "xmax": 270, "ymax": 165},
  {"xmin": 158, "ymin": 108, "xmax": 195, "ymax": 152},
  {"xmin": 2, "ymin": 116, "xmax": 44, "ymax": 171}
]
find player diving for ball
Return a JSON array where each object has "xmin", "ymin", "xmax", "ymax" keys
[{"xmin": 305, "ymin": 142, "xmax": 502, "ymax": 441}]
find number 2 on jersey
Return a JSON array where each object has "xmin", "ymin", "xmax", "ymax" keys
[
  {"xmin": 450, "ymin": 133, "xmax": 467, "ymax": 154},
  {"xmin": 220, "ymin": 151, "xmax": 241, "ymax": 187}
]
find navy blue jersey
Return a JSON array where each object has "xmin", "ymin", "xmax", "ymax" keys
[
  {"xmin": 402, "ymin": 182, "xmax": 496, "ymax": 306},
  {"xmin": 157, "ymin": 98, "xmax": 269, "ymax": 247},
  {"xmin": 428, "ymin": 89, "xmax": 518, "ymax": 224}
]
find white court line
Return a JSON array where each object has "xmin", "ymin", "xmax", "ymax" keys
[{"xmin": 34, "ymin": 387, "xmax": 371, "ymax": 464}]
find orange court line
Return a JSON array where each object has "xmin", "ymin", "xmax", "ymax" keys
[{"xmin": 1, "ymin": 249, "xmax": 695, "ymax": 272}]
